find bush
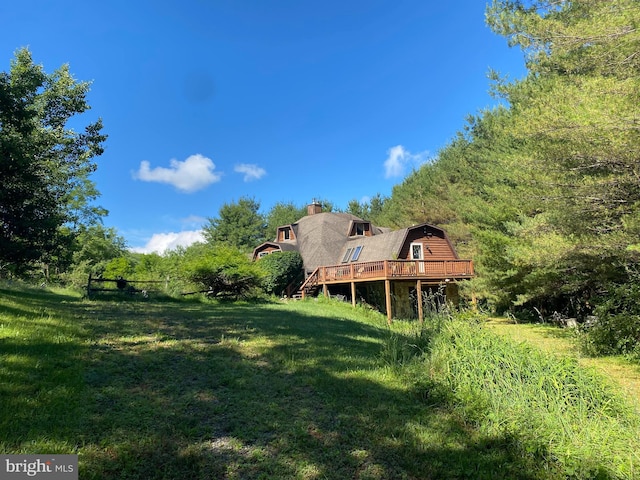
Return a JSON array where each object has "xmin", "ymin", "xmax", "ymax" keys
[
  {"xmin": 579, "ymin": 313, "xmax": 640, "ymax": 360},
  {"xmin": 183, "ymin": 244, "xmax": 264, "ymax": 299},
  {"xmin": 580, "ymin": 282, "xmax": 640, "ymax": 360},
  {"xmin": 257, "ymin": 251, "xmax": 303, "ymax": 295},
  {"xmin": 103, "ymin": 257, "xmax": 136, "ymax": 280}
]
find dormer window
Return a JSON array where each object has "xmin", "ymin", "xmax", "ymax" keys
[
  {"xmin": 277, "ymin": 226, "xmax": 295, "ymax": 242},
  {"xmin": 350, "ymin": 221, "xmax": 371, "ymax": 237}
]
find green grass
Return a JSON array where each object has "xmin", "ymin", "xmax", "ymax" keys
[
  {"xmin": 425, "ymin": 318, "xmax": 640, "ymax": 478},
  {"xmin": 487, "ymin": 317, "xmax": 640, "ymax": 403},
  {"xmin": 1, "ymin": 285, "xmax": 639, "ymax": 479}
]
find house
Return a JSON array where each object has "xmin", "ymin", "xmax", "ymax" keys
[{"xmin": 253, "ymin": 202, "xmax": 474, "ymax": 323}]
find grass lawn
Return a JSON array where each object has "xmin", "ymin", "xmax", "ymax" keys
[{"xmin": 1, "ymin": 285, "xmax": 639, "ymax": 479}]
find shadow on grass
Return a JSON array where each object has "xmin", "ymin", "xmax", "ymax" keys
[{"xmin": 2, "ymin": 291, "xmax": 553, "ymax": 479}]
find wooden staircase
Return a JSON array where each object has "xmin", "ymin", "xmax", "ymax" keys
[{"xmin": 294, "ymin": 267, "xmax": 320, "ymax": 299}]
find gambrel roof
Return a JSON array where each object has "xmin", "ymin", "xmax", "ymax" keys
[{"xmin": 253, "ymin": 208, "xmax": 455, "ymax": 275}]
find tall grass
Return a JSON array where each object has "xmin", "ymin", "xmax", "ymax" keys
[{"xmin": 399, "ymin": 313, "xmax": 640, "ymax": 478}]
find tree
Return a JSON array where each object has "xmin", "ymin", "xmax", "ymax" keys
[
  {"xmin": 345, "ymin": 194, "xmax": 387, "ymax": 223},
  {"xmin": 265, "ymin": 202, "xmax": 306, "ymax": 240},
  {"xmin": 0, "ymin": 48, "xmax": 107, "ymax": 274},
  {"xmin": 202, "ymin": 196, "xmax": 266, "ymax": 250},
  {"xmin": 485, "ymin": 0, "xmax": 640, "ymax": 312},
  {"xmin": 62, "ymin": 225, "xmax": 127, "ymax": 287}
]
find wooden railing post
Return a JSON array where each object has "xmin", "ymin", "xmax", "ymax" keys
[{"xmin": 86, "ymin": 273, "xmax": 92, "ymax": 298}]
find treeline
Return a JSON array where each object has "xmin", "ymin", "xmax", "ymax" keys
[{"xmin": 364, "ymin": 0, "xmax": 640, "ymax": 356}]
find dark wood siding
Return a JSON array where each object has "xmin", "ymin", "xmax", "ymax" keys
[
  {"xmin": 398, "ymin": 228, "xmax": 457, "ymax": 260},
  {"xmin": 277, "ymin": 226, "xmax": 296, "ymax": 242}
]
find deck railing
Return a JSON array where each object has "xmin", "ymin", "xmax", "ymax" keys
[{"xmin": 301, "ymin": 259, "xmax": 473, "ymax": 286}]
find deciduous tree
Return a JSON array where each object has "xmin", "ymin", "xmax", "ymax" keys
[{"xmin": 0, "ymin": 48, "xmax": 106, "ymax": 274}]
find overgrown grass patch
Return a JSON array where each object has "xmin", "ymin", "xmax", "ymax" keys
[{"xmin": 423, "ymin": 317, "xmax": 640, "ymax": 479}]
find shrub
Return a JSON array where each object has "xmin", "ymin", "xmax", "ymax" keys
[
  {"xmin": 103, "ymin": 257, "xmax": 136, "ymax": 280},
  {"xmin": 257, "ymin": 251, "xmax": 303, "ymax": 295},
  {"xmin": 183, "ymin": 244, "xmax": 265, "ymax": 299},
  {"xmin": 580, "ymin": 282, "xmax": 640, "ymax": 359}
]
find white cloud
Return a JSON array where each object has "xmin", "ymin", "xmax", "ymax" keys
[
  {"xmin": 130, "ymin": 230, "xmax": 205, "ymax": 254},
  {"xmin": 383, "ymin": 145, "xmax": 430, "ymax": 179},
  {"xmin": 234, "ymin": 163, "xmax": 266, "ymax": 182},
  {"xmin": 134, "ymin": 154, "xmax": 221, "ymax": 192}
]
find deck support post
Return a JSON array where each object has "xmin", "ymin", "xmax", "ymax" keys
[
  {"xmin": 416, "ymin": 279, "xmax": 423, "ymax": 323},
  {"xmin": 384, "ymin": 279, "xmax": 392, "ymax": 325},
  {"xmin": 351, "ymin": 282, "xmax": 356, "ymax": 308},
  {"xmin": 323, "ymin": 284, "xmax": 328, "ymax": 298}
]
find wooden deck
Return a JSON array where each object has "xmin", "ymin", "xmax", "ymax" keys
[{"xmin": 301, "ymin": 259, "xmax": 473, "ymax": 293}]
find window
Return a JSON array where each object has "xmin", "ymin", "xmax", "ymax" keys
[
  {"xmin": 411, "ymin": 243, "xmax": 425, "ymax": 273},
  {"xmin": 278, "ymin": 226, "xmax": 294, "ymax": 241},
  {"xmin": 258, "ymin": 251, "xmax": 270, "ymax": 258},
  {"xmin": 350, "ymin": 222, "xmax": 370, "ymax": 236},
  {"xmin": 342, "ymin": 248, "xmax": 353, "ymax": 263},
  {"xmin": 351, "ymin": 246, "xmax": 363, "ymax": 261}
]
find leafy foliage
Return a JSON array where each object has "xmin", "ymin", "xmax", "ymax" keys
[
  {"xmin": 345, "ymin": 194, "xmax": 387, "ymax": 224},
  {"xmin": 265, "ymin": 201, "xmax": 306, "ymax": 241},
  {"xmin": 103, "ymin": 256, "xmax": 136, "ymax": 280},
  {"xmin": 202, "ymin": 196, "xmax": 266, "ymax": 251},
  {"xmin": 59, "ymin": 225, "xmax": 127, "ymax": 287},
  {"xmin": 183, "ymin": 243, "xmax": 264, "ymax": 299},
  {"xmin": 258, "ymin": 251, "xmax": 303, "ymax": 295},
  {"xmin": 0, "ymin": 48, "xmax": 106, "ymax": 274},
  {"xmin": 579, "ymin": 280, "xmax": 640, "ymax": 359},
  {"xmin": 377, "ymin": 1, "xmax": 640, "ymax": 332}
]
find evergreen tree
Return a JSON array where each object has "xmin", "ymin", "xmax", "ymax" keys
[{"xmin": 202, "ymin": 196, "xmax": 266, "ymax": 250}]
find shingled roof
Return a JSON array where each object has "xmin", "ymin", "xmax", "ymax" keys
[
  {"xmin": 292, "ymin": 212, "xmax": 365, "ymax": 273},
  {"xmin": 340, "ymin": 229, "xmax": 407, "ymax": 264},
  {"xmin": 254, "ymin": 205, "xmax": 456, "ymax": 275}
]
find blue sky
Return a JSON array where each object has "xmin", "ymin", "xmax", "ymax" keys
[{"xmin": 1, "ymin": 1, "xmax": 526, "ymax": 253}]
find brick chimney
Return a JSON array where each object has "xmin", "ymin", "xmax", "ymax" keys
[{"xmin": 307, "ymin": 200, "xmax": 322, "ymax": 215}]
